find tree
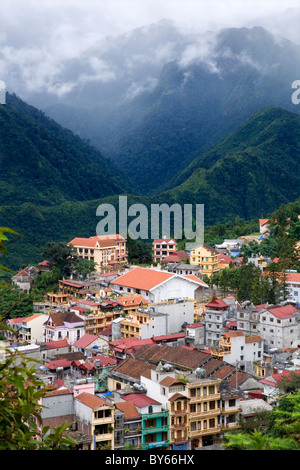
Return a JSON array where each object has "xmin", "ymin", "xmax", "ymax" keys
[
  {"xmin": 0, "ymin": 285, "xmax": 34, "ymax": 320},
  {"xmin": 237, "ymin": 262, "xmax": 261, "ymax": 302},
  {"xmin": 222, "ymin": 428, "xmax": 299, "ymax": 450},
  {"xmin": 73, "ymin": 258, "xmax": 97, "ymax": 279},
  {"xmin": 0, "ymin": 228, "xmax": 76, "ymax": 450},
  {"xmin": 223, "ymin": 391, "xmax": 300, "ymax": 450},
  {"xmin": 127, "ymin": 237, "xmax": 152, "ymax": 264},
  {"xmin": 0, "ymin": 350, "xmax": 76, "ymax": 450},
  {"xmin": 30, "ymin": 267, "xmax": 61, "ymax": 301},
  {"xmin": 267, "ymin": 392, "xmax": 300, "ymax": 446},
  {"xmin": 41, "ymin": 241, "xmax": 77, "ymax": 278}
]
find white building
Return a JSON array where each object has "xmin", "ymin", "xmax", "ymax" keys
[
  {"xmin": 214, "ymin": 331, "xmax": 264, "ymax": 373},
  {"xmin": 43, "ymin": 311, "xmax": 85, "ymax": 345},
  {"xmin": 284, "ymin": 273, "xmax": 300, "ymax": 304},
  {"xmin": 5, "ymin": 313, "xmax": 48, "ymax": 344},
  {"xmin": 110, "ymin": 267, "xmax": 207, "ymax": 303},
  {"xmin": 258, "ymin": 304, "xmax": 299, "ymax": 350},
  {"xmin": 204, "ymin": 298, "xmax": 231, "ymax": 346}
]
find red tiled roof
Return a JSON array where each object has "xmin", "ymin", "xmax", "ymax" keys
[
  {"xmin": 218, "ymin": 253, "xmax": 236, "ymax": 264},
  {"xmin": 44, "ymin": 339, "xmax": 69, "ymax": 350},
  {"xmin": 205, "ymin": 298, "xmax": 229, "ymax": 309},
  {"xmin": 44, "ymin": 359, "xmax": 72, "ymax": 370},
  {"xmin": 245, "ymin": 335, "xmax": 263, "ymax": 343},
  {"xmin": 109, "ymin": 337, "xmax": 154, "ymax": 353},
  {"xmin": 59, "ymin": 280, "xmax": 84, "ymax": 288},
  {"xmin": 8, "ymin": 314, "xmax": 42, "ymax": 324},
  {"xmin": 79, "ymin": 362, "xmax": 97, "ymax": 371},
  {"xmin": 91, "ymin": 355, "xmax": 116, "ymax": 366},
  {"xmin": 222, "ymin": 331, "xmax": 244, "ymax": 338},
  {"xmin": 186, "ymin": 322, "xmax": 204, "ymax": 328},
  {"xmin": 38, "ymin": 260, "xmax": 50, "ymax": 266},
  {"xmin": 73, "ymin": 333, "xmax": 99, "ymax": 348},
  {"xmin": 152, "ymin": 333, "xmax": 185, "ymax": 342},
  {"xmin": 153, "ymin": 239, "xmax": 176, "ymax": 244},
  {"xmin": 123, "ymin": 393, "xmax": 161, "ymax": 408},
  {"xmin": 91, "ymin": 234, "xmax": 126, "ymax": 241},
  {"xmin": 285, "ymin": 273, "xmax": 300, "ymax": 283},
  {"xmin": 266, "ymin": 304, "xmax": 298, "ymax": 318}
]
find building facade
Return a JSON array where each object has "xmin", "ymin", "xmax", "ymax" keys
[{"xmin": 189, "ymin": 244, "xmax": 220, "ymax": 277}]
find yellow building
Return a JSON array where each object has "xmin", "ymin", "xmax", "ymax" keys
[
  {"xmin": 168, "ymin": 376, "xmax": 222, "ymax": 449},
  {"xmin": 68, "ymin": 236, "xmax": 119, "ymax": 270},
  {"xmin": 75, "ymin": 392, "xmax": 114, "ymax": 450},
  {"xmin": 189, "ymin": 244, "xmax": 220, "ymax": 277}
]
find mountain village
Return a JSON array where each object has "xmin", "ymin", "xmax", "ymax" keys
[{"xmin": 2, "ymin": 223, "xmax": 300, "ymax": 451}]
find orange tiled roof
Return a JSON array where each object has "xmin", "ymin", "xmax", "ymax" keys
[
  {"xmin": 111, "ymin": 267, "xmax": 174, "ymax": 290},
  {"xmin": 115, "ymin": 295, "xmax": 149, "ymax": 307},
  {"xmin": 222, "ymin": 331, "xmax": 245, "ymax": 338},
  {"xmin": 245, "ymin": 335, "xmax": 263, "ymax": 343},
  {"xmin": 285, "ymin": 273, "xmax": 300, "ymax": 283},
  {"xmin": 259, "ymin": 219, "xmax": 269, "ymax": 226},
  {"xmin": 183, "ymin": 274, "xmax": 208, "ymax": 287},
  {"xmin": 75, "ymin": 392, "xmax": 112, "ymax": 409},
  {"xmin": 114, "ymin": 401, "xmax": 140, "ymax": 420},
  {"xmin": 90, "ymin": 234, "xmax": 126, "ymax": 241},
  {"xmin": 69, "ymin": 237, "xmax": 117, "ymax": 248}
]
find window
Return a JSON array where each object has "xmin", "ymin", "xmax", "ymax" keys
[{"xmin": 209, "ymin": 418, "xmax": 215, "ymax": 428}]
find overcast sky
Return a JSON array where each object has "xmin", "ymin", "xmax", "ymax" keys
[{"xmin": 1, "ymin": 0, "xmax": 300, "ymax": 97}]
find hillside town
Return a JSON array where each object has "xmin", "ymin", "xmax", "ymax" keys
[{"xmin": 2, "ymin": 223, "xmax": 300, "ymax": 451}]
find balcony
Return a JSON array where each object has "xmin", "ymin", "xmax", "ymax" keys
[
  {"xmin": 189, "ymin": 425, "xmax": 221, "ymax": 437},
  {"xmin": 143, "ymin": 424, "xmax": 169, "ymax": 435}
]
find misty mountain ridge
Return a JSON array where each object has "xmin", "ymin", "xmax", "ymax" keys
[
  {"xmin": 25, "ymin": 23, "xmax": 300, "ymax": 195},
  {"xmin": 1, "ymin": 93, "xmax": 300, "ymax": 269}
]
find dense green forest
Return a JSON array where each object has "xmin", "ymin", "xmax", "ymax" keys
[
  {"xmin": 0, "ymin": 93, "xmax": 128, "ymax": 206},
  {"xmin": 1, "ymin": 93, "xmax": 300, "ymax": 270}
]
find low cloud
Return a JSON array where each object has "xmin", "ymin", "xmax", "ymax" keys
[{"xmin": 1, "ymin": 0, "xmax": 299, "ymax": 99}]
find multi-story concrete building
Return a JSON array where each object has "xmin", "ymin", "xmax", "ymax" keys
[
  {"xmin": 153, "ymin": 238, "xmax": 177, "ymax": 263},
  {"xmin": 5, "ymin": 313, "xmax": 48, "ymax": 344},
  {"xmin": 119, "ymin": 298, "xmax": 195, "ymax": 340},
  {"xmin": 189, "ymin": 244, "xmax": 220, "ymax": 277},
  {"xmin": 122, "ymin": 393, "xmax": 169, "ymax": 451},
  {"xmin": 204, "ymin": 298, "xmax": 231, "ymax": 346},
  {"xmin": 75, "ymin": 392, "xmax": 115, "ymax": 450},
  {"xmin": 43, "ymin": 311, "xmax": 85, "ymax": 345},
  {"xmin": 69, "ymin": 235, "xmax": 125, "ymax": 269},
  {"xmin": 258, "ymin": 304, "xmax": 299, "ymax": 350},
  {"xmin": 110, "ymin": 266, "xmax": 204, "ymax": 303},
  {"xmin": 211, "ymin": 330, "xmax": 264, "ymax": 374},
  {"xmin": 236, "ymin": 303, "xmax": 262, "ymax": 336}
]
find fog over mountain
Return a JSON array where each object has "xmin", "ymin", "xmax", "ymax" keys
[
  {"xmin": 1, "ymin": 1, "xmax": 300, "ymax": 101},
  {"xmin": 1, "ymin": 1, "xmax": 300, "ymax": 196}
]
